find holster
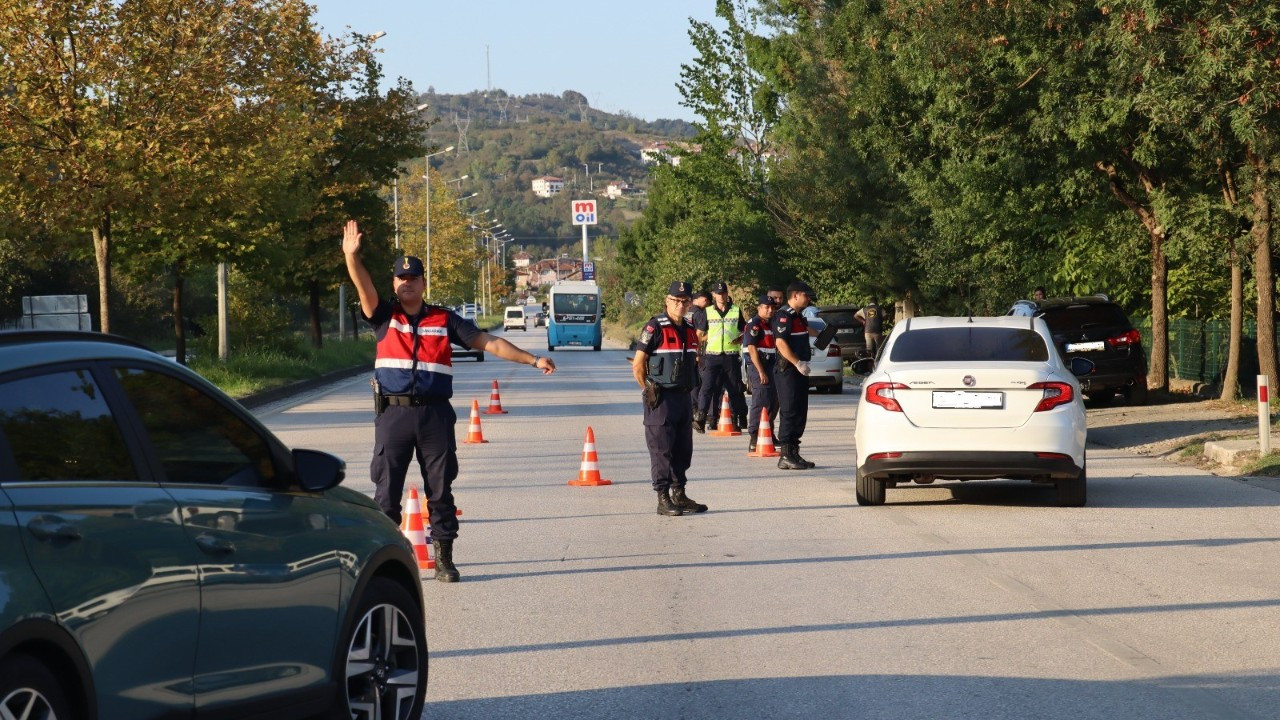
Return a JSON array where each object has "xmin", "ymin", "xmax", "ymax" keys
[
  {"xmin": 643, "ymin": 378, "xmax": 662, "ymax": 409},
  {"xmin": 372, "ymin": 378, "xmax": 388, "ymax": 417}
]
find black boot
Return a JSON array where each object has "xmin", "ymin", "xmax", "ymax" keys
[
  {"xmin": 432, "ymin": 539, "xmax": 461, "ymax": 582},
  {"xmin": 776, "ymin": 444, "xmax": 808, "ymax": 470},
  {"xmin": 748, "ymin": 435, "xmax": 758, "ymax": 454},
  {"xmin": 670, "ymin": 487, "xmax": 708, "ymax": 513},
  {"xmin": 656, "ymin": 489, "xmax": 684, "ymax": 516},
  {"xmin": 794, "ymin": 443, "xmax": 817, "ymax": 468},
  {"xmin": 735, "ymin": 414, "xmax": 749, "ymax": 432},
  {"xmin": 692, "ymin": 410, "xmax": 707, "ymax": 435}
]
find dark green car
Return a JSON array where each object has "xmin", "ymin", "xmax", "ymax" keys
[{"xmin": 0, "ymin": 331, "xmax": 427, "ymax": 719}]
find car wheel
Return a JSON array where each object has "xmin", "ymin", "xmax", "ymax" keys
[
  {"xmin": 475, "ymin": 353, "xmax": 485, "ymax": 362},
  {"xmin": 830, "ymin": 382, "xmax": 845, "ymax": 395},
  {"xmin": 593, "ymin": 344, "xmax": 601, "ymax": 351},
  {"xmin": 341, "ymin": 577, "xmax": 428, "ymax": 720},
  {"xmin": 547, "ymin": 344, "xmax": 555, "ymax": 352},
  {"xmin": 1056, "ymin": 461, "xmax": 1087, "ymax": 507},
  {"xmin": 1125, "ymin": 382, "xmax": 1148, "ymax": 406},
  {"xmin": 0, "ymin": 654, "xmax": 73, "ymax": 720},
  {"xmin": 855, "ymin": 467, "xmax": 885, "ymax": 506}
]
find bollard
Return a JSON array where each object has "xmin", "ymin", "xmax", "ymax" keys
[{"xmin": 1259, "ymin": 375, "xmax": 1271, "ymax": 456}]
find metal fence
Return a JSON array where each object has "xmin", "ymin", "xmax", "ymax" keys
[{"xmin": 1132, "ymin": 317, "xmax": 1259, "ymax": 387}]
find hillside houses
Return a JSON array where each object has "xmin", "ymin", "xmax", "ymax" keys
[{"xmin": 514, "ymin": 256, "xmax": 584, "ymax": 291}]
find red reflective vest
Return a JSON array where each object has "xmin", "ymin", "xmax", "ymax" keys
[
  {"xmin": 374, "ymin": 306, "xmax": 454, "ymax": 397},
  {"xmin": 643, "ymin": 314, "xmax": 700, "ymax": 389}
]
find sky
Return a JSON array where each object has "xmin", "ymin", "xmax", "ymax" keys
[{"xmin": 306, "ymin": 0, "xmax": 719, "ymax": 122}]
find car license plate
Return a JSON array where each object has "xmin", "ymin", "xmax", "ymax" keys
[
  {"xmin": 1065, "ymin": 341, "xmax": 1106, "ymax": 352},
  {"xmin": 932, "ymin": 391, "xmax": 1004, "ymax": 409}
]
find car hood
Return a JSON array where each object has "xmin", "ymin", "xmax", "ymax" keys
[{"xmin": 326, "ymin": 485, "xmax": 382, "ymax": 511}]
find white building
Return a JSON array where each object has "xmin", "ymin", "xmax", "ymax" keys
[
  {"xmin": 605, "ymin": 180, "xmax": 633, "ymax": 200},
  {"xmin": 531, "ymin": 176, "xmax": 565, "ymax": 198}
]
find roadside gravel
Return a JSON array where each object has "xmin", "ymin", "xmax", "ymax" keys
[{"xmin": 1086, "ymin": 395, "xmax": 1256, "ymax": 458}]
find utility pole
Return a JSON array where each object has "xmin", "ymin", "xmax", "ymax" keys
[
  {"xmin": 584, "ymin": 163, "xmax": 591, "ymax": 192},
  {"xmin": 393, "ymin": 177, "xmax": 400, "ymax": 249}
]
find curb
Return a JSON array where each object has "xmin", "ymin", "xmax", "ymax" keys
[{"xmin": 238, "ymin": 365, "xmax": 370, "ymax": 410}]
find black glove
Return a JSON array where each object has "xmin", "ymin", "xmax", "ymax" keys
[{"xmin": 643, "ymin": 378, "xmax": 662, "ymax": 409}]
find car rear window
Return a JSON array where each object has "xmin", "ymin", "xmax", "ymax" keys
[
  {"xmin": 890, "ymin": 328, "xmax": 1050, "ymax": 362},
  {"xmin": 506, "ymin": 310, "xmax": 522, "ymax": 318},
  {"xmin": 817, "ymin": 309, "xmax": 861, "ymax": 328},
  {"xmin": 1038, "ymin": 304, "xmax": 1130, "ymax": 332}
]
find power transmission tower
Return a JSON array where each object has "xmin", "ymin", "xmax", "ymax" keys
[
  {"xmin": 453, "ymin": 112, "xmax": 471, "ymax": 153},
  {"xmin": 496, "ymin": 95, "xmax": 510, "ymax": 124}
]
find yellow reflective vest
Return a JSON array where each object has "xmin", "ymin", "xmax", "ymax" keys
[{"xmin": 705, "ymin": 304, "xmax": 742, "ymax": 354}]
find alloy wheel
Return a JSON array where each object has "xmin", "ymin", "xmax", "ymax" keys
[
  {"xmin": 346, "ymin": 602, "xmax": 422, "ymax": 720},
  {"xmin": 1, "ymin": 687, "xmax": 57, "ymax": 720}
]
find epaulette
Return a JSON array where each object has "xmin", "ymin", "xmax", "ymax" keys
[{"xmin": 655, "ymin": 314, "xmax": 674, "ymax": 326}]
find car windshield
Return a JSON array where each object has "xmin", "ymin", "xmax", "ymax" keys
[
  {"xmin": 890, "ymin": 327, "xmax": 1050, "ymax": 362},
  {"xmin": 506, "ymin": 310, "xmax": 521, "ymax": 318},
  {"xmin": 1038, "ymin": 304, "xmax": 1131, "ymax": 332},
  {"xmin": 553, "ymin": 294, "xmax": 597, "ymax": 316}
]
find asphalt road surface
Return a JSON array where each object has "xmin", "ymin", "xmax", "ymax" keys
[{"xmin": 257, "ymin": 325, "xmax": 1280, "ymax": 720}]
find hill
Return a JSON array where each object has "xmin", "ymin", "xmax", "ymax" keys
[{"xmin": 416, "ymin": 89, "xmax": 696, "ymax": 258}]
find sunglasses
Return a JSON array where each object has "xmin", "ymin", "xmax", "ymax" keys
[{"xmin": 667, "ymin": 296, "xmax": 692, "ymax": 304}]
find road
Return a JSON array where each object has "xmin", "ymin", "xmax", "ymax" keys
[{"xmin": 257, "ymin": 325, "xmax": 1280, "ymax": 720}]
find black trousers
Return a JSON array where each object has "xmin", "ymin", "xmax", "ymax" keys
[
  {"xmin": 773, "ymin": 363, "xmax": 809, "ymax": 445},
  {"xmin": 643, "ymin": 388, "xmax": 693, "ymax": 492},
  {"xmin": 745, "ymin": 359, "xmax": 778, "ymax": 440},
  {"xmin": 370, "ymin": 401, "xmax": 460, "ymax": 539},
  {"xmin": 699, "ymin": 353, "xmax": 748, "ymax": 419}
]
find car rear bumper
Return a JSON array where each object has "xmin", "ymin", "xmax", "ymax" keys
[
  {"xmin": 1078, "ymin": 370, "xmax": 1143, "ymax": 393},
  {"xmin": 859, "ymin": 451, "xmax": 1082, "ymax": 481}
]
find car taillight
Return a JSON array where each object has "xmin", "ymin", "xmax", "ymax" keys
[
  {"xmin": 868, "ymin": 452, "xmax": 903, "ymax": 460},
  {"xmin": 865, "ymin": 382, "xmax": 908, "ymax": 412},
  {"xmin": 1108, "ymin": 328, "xmax": 1142, "ymax": 348},
  {"xmin": 1028, "ymin": 381, "xmax": 1074, "ymax": 411},
  {"xmin": 827, "ymin": 342, "xmax": 841, "ymax": 357}
]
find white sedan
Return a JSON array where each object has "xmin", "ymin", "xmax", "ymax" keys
[{"xmin": 852, "ymin": 316, "xmax": 1093, "ymax": 507}]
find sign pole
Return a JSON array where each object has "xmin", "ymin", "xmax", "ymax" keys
[
  {"xmin": 581, "ymin": 223, "xmax": 588, "ymax": 270},
  {"xmin": 1260, "ymin": 375, "xmax": 1271, "ymax": 455}
]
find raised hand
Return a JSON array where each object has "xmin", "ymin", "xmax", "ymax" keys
[{"xmin": 342, "ymin": 220, "xmax": 362, "ymax": 255}]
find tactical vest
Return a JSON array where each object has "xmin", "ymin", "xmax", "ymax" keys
[
  {"xmin": 373, "ymin": 305, "xmax": 454, "ymax": 397},
  {"xmin": 773, "ymin": 306, "xmax": 812, "ymax": 362},
  {"xmin": 863, "ymin": 303, "xmax": 883, "ymax": 333},
  {"xmin": 645, "ymin": 315, "xmax": 700, "ymax": 390},
  {"xmin": 705, "ymin": 304, "xmax": 742, "ymax": 354},
  {"xmin": 742, "ymin": 316, "xmax": 776, "ymax": 356}
]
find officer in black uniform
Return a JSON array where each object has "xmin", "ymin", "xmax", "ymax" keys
[
  {"xmin": 687, "ymin": 291, "xmax": 712, "ymax": 432},
  {"xmin": 856, "ymin": 297, "xmax": 885, "ymax": 359},
  {"xmin": 343, "ymin": 220, "xmax": 556, "ymax": 582},
  {"xmin": 742, "ymin": 293, "xmax": 780, "ymax": 453},
  {"xmin": 771, "ymin": 281, "xmax": 817, "ymax": 470},
  {"xmin": 632, "ymin": 281, "xmax": 707, "ymax": 516}
]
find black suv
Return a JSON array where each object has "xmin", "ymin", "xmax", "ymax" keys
[
  {"xmin": 1008, "ymin": 295, "xmax": 1148, "ymax": 404},
  {"xmin": 814, "ymin": 304, "xmax": 867, "ymax": 363}
]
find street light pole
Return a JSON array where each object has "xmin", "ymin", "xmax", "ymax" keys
[{"xmin": 423, "ymin": 144, "xmax": 455, "ymax": 299}]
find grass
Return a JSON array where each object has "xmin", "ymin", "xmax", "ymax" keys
[
  {"xmin": 1242, "ymin": 452, "xmax": 1280, "ymax": 477},
  {"xmin": 188, "ymin": 337, "xmax": 375, "ymax": 399}
]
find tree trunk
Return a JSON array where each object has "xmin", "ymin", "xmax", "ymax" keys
[
  {"xmin": 1221, "ymin": 249, "xmax": 1244, "ymax": 401},
  {"xmin": 172, "ymin": 263, "xmax": 186, "ymax": 366},
  {"xmin": 1250, "ymin": 150, "xmax": 1276, "ymax": 398},
  {"xmin": 349, "ymin": 305, "xmax": 360, "ymax": 340},
  {"xmin": 91, "ymin": 212, "xmax": 112, "ymax": 333},
  {"xmin": 309, "ymin": 280, "xmax": 323, "ymax": 349},
  {"xmin": 1219, "ymin": 161, "xmax": 1243, "ymax": 402}
]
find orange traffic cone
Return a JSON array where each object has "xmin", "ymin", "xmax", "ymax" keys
[
  {"xmin": 463, "ymin": 399, "xmax": 488, "ymax": 444},
  {"xmin": 568, "ymin": 426, "xmax": 612, "ymax": 486},
  {"xmin": 402, "ymin": 486, "xmax": 435, "ymax": 571},
  {"xmin": 483, "ymin": 380, "xmax": 508, "ymax": 414},
  {"xmin": 748, "ymin": 406, "xmax": 781, "ymax": 457},
  {"xmin": 707, "ymin": 392, "xmax": 742, "ymax": 437}
]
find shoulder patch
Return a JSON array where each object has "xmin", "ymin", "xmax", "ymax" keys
[{"xmin": 640, "ymin": 324, "xmax": 655, "ymax": 344}]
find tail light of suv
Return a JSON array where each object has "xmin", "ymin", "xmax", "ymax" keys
[
  {"xmin": 1107, "ymin": 329, "xmax": 1142, "ymax": 348},
  {"xmin": 827, "ymin": 342, "xmax": 841, "ymax": 358},
  {"xmin": 865, "ymin": 382, "xmax": 909, "ymax": 412},
  {"xmin": 1028, "ymin": 381, "xmax": 1074, "ymax": 412}
]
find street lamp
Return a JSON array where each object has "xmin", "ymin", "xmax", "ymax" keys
[
  {"xmin": 367, "ymin": 30, "xmax": 387, "ymax": 41},
  {"xmin": 456, "ymin": 192, "xmax": 478, "ymax": 203},
  {"xmin": 447, "ymin": 174, "xmax": 469, "ymax": 187},
  {"xmin": 423, "ymin": 144, "xmax": 455, "ymax": 299}
]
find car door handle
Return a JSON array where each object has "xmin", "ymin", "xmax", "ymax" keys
[
  {"xmin": 26, "ymin": 515, "xmax": 82, "ymax": 542},
  {"xmin": 194, "ymin": 534, "xmax": 235, "ymax": 556}
]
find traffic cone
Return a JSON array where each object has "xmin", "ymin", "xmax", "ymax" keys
[
  {"xmin": 748, "ymin": 406, "xmax": 781, "ymax": 457},
  {"xmin": 483, "ymin": 380, "xmax": 508, "ymax": 414},
  {"xmin": 568, "ymin": 426, "xmax": 612, "ymax": 486},
  {"xmin": 707, "ymin": 392, "xmax": 742, "ymax": 437},
  {"xmin": 463, "ymin": 399, "xmax": 488, "ymax": 444},
  {"xmin": 402, "ymin": 486, "xmax": 435, "ymax": 571}
]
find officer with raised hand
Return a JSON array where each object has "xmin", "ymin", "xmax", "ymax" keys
[
  {"xmin": 742, "ymin": 294, "xmax": 780, "ymax": 454},
  {"xmin": 343, "ymin": 220, "xmax": 555, "ymax": 582},
  {"xmin": 771, "ymin": 281, "xmax": 817, "ymax": 470},
  {"xmin": 632, "ymin": 282, "xmax": 707, "ymax": 516}
]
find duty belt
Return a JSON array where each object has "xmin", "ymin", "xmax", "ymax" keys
[{"xmin": 384, "ymin": 395, "xmax": 441, "ymax": 407}]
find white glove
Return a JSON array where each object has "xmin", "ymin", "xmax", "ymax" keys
[{"xmin": 795, "ymin": 360, "xmax": 811, "ymax": 376}]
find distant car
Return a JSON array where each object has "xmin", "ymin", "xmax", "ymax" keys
[
  {"xmin": 503, "ymin": 306, "xmax": 527, "ymax": 331},
  {"xmin": 534, "ymin": 312, "xmax": 548, "ymax": 328},
  {"xmin": 815, "ymin": 304, "xmax": 868, "ymax": 363},
  {"xmin": 1008, "ymin": 295, "xmax": 1147, "ymax": 405},
  {"xmin": 0, "ymin": 331, "xmax": 428, "ymax": 720},
  {"xmin": 453, "ymin": 340, "xmax": 484, "ymax": 361},
  {"xmin": 743, "ymin": 334, "xmax": 844, "ymax": 394},
  {"xmin": 852, "ymin": 316, "xmax": 1092, "ymax": 507}
]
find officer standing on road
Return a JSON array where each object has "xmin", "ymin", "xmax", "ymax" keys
[
  {"xmin": 856, "ymin": 297, "xmax": 884, "ymax": 359},
  {"xmin": 771, "ymin": 281, "xmax": 817, "ymax": 470},
  {"xmin": 695, "ymin": 282, "xmax": 748, "ymax": 433},
  {"xmin": 687, "ymin": 291, "xmax": 712, "ymax": 431},
  {"xmin": 742, "ymin": 294, "xmax": 779, "ymax": 453},
  {"xmin": 343, "ymin": 220, "xmax": 555, "ymax": 582},
  {"xmin": 633, "ymin": 282, "xmax": 707, "ymax": 516}
]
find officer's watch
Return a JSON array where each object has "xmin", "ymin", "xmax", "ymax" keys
[{"xmin": 529, "ymin": 355, "xmax": 543, "ymax": 368}]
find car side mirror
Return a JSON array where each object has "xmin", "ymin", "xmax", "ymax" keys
[
  {"xmin": 851, "ymin": 357, "xmax": 876, "ymax": 376},
  {"xmin": 1068, "ymin": 356, "xmax": 1096, "ymax": 377},
  {"xmin": 292, "ymin": 449, "xmax": 345, "ymax": 492}
]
